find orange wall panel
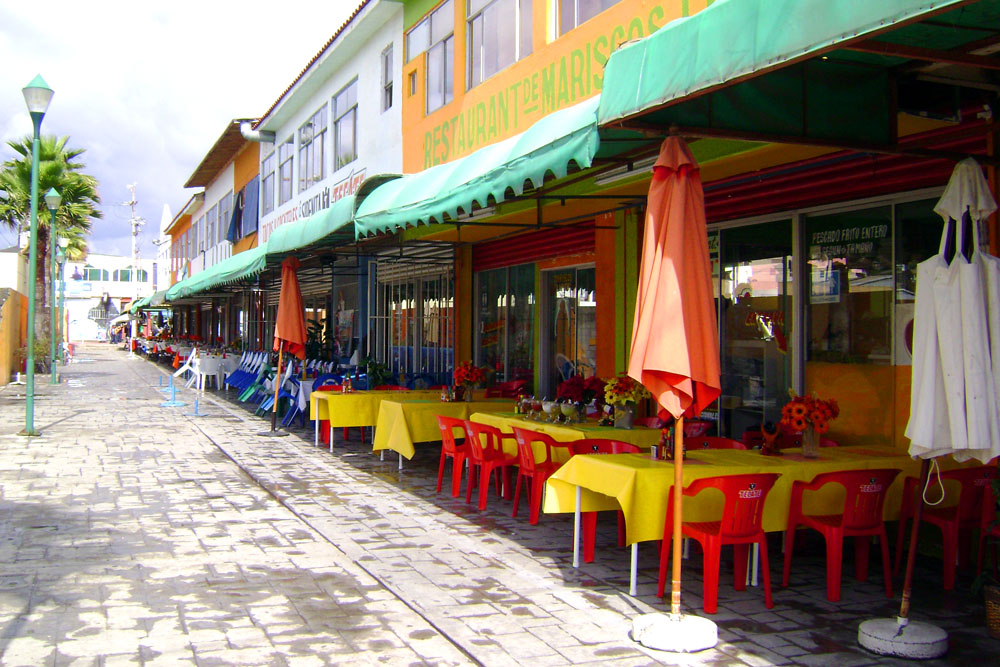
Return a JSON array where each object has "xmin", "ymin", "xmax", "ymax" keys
[{"xmin": 234, "ymin": 142, "xmax": 260, "ymax": 192}]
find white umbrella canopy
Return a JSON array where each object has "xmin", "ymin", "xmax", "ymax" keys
[{"xmin": 906, "ymin": 158, "xmax": 1000, "ymax": 464}]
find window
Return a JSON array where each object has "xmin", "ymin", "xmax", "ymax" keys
[
  {"xmin": 559, "ymin": 0, "xmax": 619, "ymax": 35},
  {"xmin": 407, "ymin": 0, "xmax": 454, "ymax": 113},
  {"xmin": 475, "ymin": 264, "xmax": 535, "ymax": 384},
  {"xmin": 333, "ymin": 81, "xmax": 358, "ymax": 169},
  {"xmin": 467, "ymin": 0, "xmax": 531, "ymax": 88},
  {"xmin": 82, "ymin": 265, "xmax": 108, "ymax": 281},
  {"xmin": 218, "ymin": 191, "xmax": 233, "ymax": 244},
  {"xmin": 204, "ymin": 208, "xmax": 216, "ymax": 252},
  {"xmin": 261, "ymin": 152, "xmax": 276, "ymax": 215},
  {"xmin": 298, "ymin": 105, "xmax": 328, "ymax": 192},
  {"xmin": 381, "ymin": 45, "xmax": 394, "ymax": 112},
  {"xmin": 114, "ymin": 268, "xmax": 131, "ymax": 282},
  {"xmin": 191, "ymin": 217, "xmax": 201, "ymax": 257},
  {"xmin": 278, "ymin": 138, "xmax": 294, "ymax": 206}
]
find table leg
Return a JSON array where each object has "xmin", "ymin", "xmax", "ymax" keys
[
  {"xmin": 573, "ymin": 486, "xmax": 581, "ymax": 569},
  {"xmin": 329, "ymin": 425, "xmax": 334, "ymax": 452},
  {"xmin": 630, "ymin": 543, "xmax": 638, "ymax": 596},
  {"xmin": 314, "ymin": 418, "xmax": 319, "ymax": 447},
  {"xmin": 398, "ymin": 453, "xmax": 403, "ymax": 471}
]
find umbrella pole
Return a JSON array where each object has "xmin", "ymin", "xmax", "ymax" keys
[
  {"xmin": 857, "ymin": 457, "xmax": 946, "ymax": 658},
  {"xmin": 671, "ymin": 416, "xmax": 684, "ymax": 616},
  {"xmin": 271, "ymin": 345, "xmax": 284, "ymax": 433}
]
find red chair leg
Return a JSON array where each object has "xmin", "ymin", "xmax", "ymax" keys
[
  {"xmin": 701, "ymin": 537, "xmax": 721, "ymax": 614},
  {"xmin": 942, "ymin": 524, "xmax": 958, "ymax": 590},
  {"xmin": 451, "ymin": 454, "xmax": 465, "ymax": 498},
  {"xmin": 465, "ymin": 465, "xmax": 477, "ymax": 504},
  {"xmin": 617, "ymin": 511, "xmax": 627, "ymax": 547},
  {"xmin": 583, "ymin": 512, "xmax": 598, "ymax": 563},
  {"xmin": 478, "ymin": 464, "xmax": 493, "ymax": 510},
  {"xmin": 782, "ymin": 526, "xmax": 798, "ymax": 588},
  {"xmin": 855, "ymin": 536, "xmax": 871, "ymax": 582},
  {"xmin": 512, "ymin": 474, "xmax": 524, "ymax": 518},
  {"xmin": 759, "ymin": 538, "xmax": 774, "ymax": 609},
  {"xmin": 528, "ymin": 474, "xmax": 545, "ymax": 525},
  {"xmin": 733, "ymin": 544, "xmax": 749, "ymax": 592},
  {"xmin": 436, "ymin": 450, "xmax": 447, "ymax": 493},
  {"xmin": 825, "ymin": 531, "xmax": 844, "ymax": 602},
  {"xmin": 657, "ymin": 534, "xmax": 672, "ymax": 598},
  {"xmin": 893, "ymin": 513, "xmax": 911, "ymax": 577}
]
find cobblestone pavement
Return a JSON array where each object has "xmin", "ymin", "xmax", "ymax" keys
[{"xmin": 0, "ymin": 344, "xmax": 993, "ymax": 665}]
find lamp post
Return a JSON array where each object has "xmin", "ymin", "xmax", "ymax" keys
[
  {"xmin": 56, "ymin": 238, "xmax": 68, "ymax": 367},
  {"xmin": 20, "ymin": 75, "xmax": 54, "ymax": 437},
  {"xmin": 46, "ymin": 188, "xmax": 61, "ymax": 384}
]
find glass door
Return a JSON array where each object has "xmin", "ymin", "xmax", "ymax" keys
[
  {"xmin": 718, "ymin": 220, "xmax": 793, "ymax": 440},
  {"xmin": 541, "ymin": 266, "xmax": 596, "ymax": 399}
]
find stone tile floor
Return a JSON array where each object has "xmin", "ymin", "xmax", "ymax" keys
[{"xmin": 0, "ymin": 343, "xmax": 994, "ymax": 665}]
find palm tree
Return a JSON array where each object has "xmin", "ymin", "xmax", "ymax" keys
[{"xmin": 0, "ymin": 135, "xmax": 100, "ymax": 310}]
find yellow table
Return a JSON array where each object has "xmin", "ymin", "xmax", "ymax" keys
[
  {"xmin": 543, "ymin": 446, "xmax": 921, "ymax": 594},
  {"xmin": 309, "ymin": 390, "xmax": 441, "ymax": 447},
  {"xmin": 469, "ymin": 412, "xmax": 661, "ymax": 452},
  {"xmin": 372, "ymin": 399, "xmax": 512, "ymax": 460}
]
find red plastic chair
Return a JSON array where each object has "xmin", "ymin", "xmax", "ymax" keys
[
  {"xmin": 485, "ymin": 379, "xmax": 528, "ymax": 398},
  {"xmin": 567, "ymin": 439, "xmax": 641, "ymax": 562},
  {"xmin": 687, "ymin": 436, "xmax": 747, "ymax": 450},
  {"xmin": 634, "ymin": 417, "xmax": 663, "ymax": 429},
  {"xmin": 657, "ymin": 473, "xmax": 780, "ymax": 614},
  {"xmin": 463, "ymin": 421, "xmax": 519, "ymax": 511},
  {"xmin": 511, "ymin": 427, "xmax": 571, "ymax": 524},
  {"xmin": 893, "ymin": 465, "xmax": 998, "ymax": 590},
  {"xmin": 782, "ymin": 468, "xmax": 900, "ymax": 602},
  {"xmin": 436, "ymin": 416, "xmax": 468, "ymax": 498},
  {"xmin": 977, "ymin": 480, "xmax": 1000, "ymax": 577},
  {"xmin": 374, "ymin": 384, "xmax": 409, "ymax": 391}
]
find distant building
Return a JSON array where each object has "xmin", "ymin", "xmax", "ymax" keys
[{"xmin": 61, "ymin": 253, "xmax": 155, "ymax": 341}]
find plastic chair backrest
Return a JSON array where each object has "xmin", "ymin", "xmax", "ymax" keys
[
  {"xmin": 803, "ymin": 468, "xmax": 900, "ymax": 530},
  {"xmin": 684, "ymin": 473, "xmax": 780, "ymax": 539},
  {"xmin": 437, "ymin": 415, "xmax": 467, "ymax": 456},
  {"xmin": 939, "ymin": 466, "xmax": 999, "ymax": 521},
  {"xmin": 315, "ymin": 384, "xmax": 342, "ymax": 393},
  {"xmin": 314, "ymin": 373, "xmax": 343, "ymax": 388},
  {"xmin": 688, "ymin": 436, "xmax": 747, "ymax": 450},
  {"xmin": 374, "ymin": 384, "xmax": 409, "ymax": 391},
  {"xmin": 568, "ymin": 439, "xmax": 640, "ymax": 455},
  {"xmin": 634, "ymin": 417, "xmax": 662, "ymax": 429},
  {"xmin": 464, "ymin": 420, "xmax": 505, "ymax": 463},
  {"xmin": 512, "ymin": 426, "xmax": 558, "ymax": 471}
]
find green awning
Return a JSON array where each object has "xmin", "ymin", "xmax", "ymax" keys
[
  {"xmin": 355, "ymin": 96, "xmax": 602, "ymax": 237},
  {"xmin": 266, "ymin": 195, "xmax": 355, "ymax": 258},
  {"xmin": 598, "ymin": 0, "xmax": 985, "ymax": 146},
  {"xmin": 149, "ymin": 289, "xmax": 169, "ymax": 307},
  {"xmin": 165, "ymin": 244, "xmax": 268, "ymax": 301},
  {"xmin": 129, "ymin": 296, "xmax": 150, "ymax": 313}
]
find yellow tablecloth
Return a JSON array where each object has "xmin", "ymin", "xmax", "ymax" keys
[
  {"xmin": 372, "ymin": 399, "xmax": 512, "ymax": 459},
  {"xmin": 469, "ymin": 412, "xmax": 660, "ymax": 451},
  {"xmin": 543, "ymin": 446, "xmax": 925, "ymax": 545},
  {"xmin": 310, "ymin": 389, "xmax": 442, "ymax": 426}
]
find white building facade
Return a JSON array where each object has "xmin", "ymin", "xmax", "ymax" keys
[
  {"xmin": 255, "ymin": 0, "xmax": 404, "ymax": 242},
  {"xmin": 62, "ymin": 253, "xmax": 155, "ymax": 341}
]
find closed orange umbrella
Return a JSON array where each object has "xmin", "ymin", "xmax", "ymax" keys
[
  {"xmin": 628, "ymin": 137, "xmax": 720, "ymax": 640},
  {"xmin": 265, "ymin": 256, "xmax": 307, "ymax": 435}
]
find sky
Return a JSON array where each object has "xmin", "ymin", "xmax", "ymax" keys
[{"xmin": 0, "ymin": 0, "xmax": 358, "ymax": 263}]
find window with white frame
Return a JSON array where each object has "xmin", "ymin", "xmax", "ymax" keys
[
  {"xmin": 261, "ymin": 151, "xmax": 276, "ymax": 215},
  {"xmin": 559, "ymin": 0, "xmax": 619, "ymax": 35},
  {"xmin": 407, "ymin": 0, "xmax": 454, "ymax": 113},
  {"xmin": 298, "ymin": 105, "xmax": 327, "ymax": 192},
  {"xmin": 381, "ymin": 45, "xmax": 394, "ymax": 112},
  {"xmin": 191, "ymin": 220, "xmax": 201, "ymax": 259},
  {"xmin": 278, "ymin": 138, "xmax": 294, "ymax": 205},
  {"xmin": 204, "ymin": 207, "xmax": 216, "ymax": 253},
  {"xmin": 467, "ymin": 0, "xmax": 531, "ymax": 88},
  {"xmin": 333, "ymin": 81, "xmax": 358, "ymax": 170},
  {"xmin": 218, "ymin": 191, "xmax": 232, "ymax": 244}
]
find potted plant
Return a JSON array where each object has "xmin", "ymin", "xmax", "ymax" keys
[
  {"xmin": 453, "ymin": 361, "xmax": 486, "ymax": 401},
  {"xmin": 779, "ymin": 391, "xmax": 839, "ymax": 458}
]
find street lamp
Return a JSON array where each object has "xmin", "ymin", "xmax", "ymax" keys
[
  {"xmin": 45, "ymin": 188, "xmax": 61, "ymax": 384},
  {"xmin": 56, "ymin": 237, "xmax": 68, "ymax": 367},
  {"xmin": 20, "ymin": 74, "xmax": 54, "ymax": 437}
]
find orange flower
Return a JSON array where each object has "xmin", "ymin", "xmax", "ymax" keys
[
  {"xmin": 791, "ymin": 403, "xmax": 807, "ymax": 418},
  {"xmin": 791, "ymin": 417, "xmax": 807, "ymax": 431}
]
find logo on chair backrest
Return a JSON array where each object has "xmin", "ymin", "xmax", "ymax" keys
[
  {"xmin": 590, "ymin": 445, "xmax": 600, "ymax": 452},
  {"xmin": 739, "ymin": 483, "xmax": 762, "ymax": 499},
  {"xmin": 975, "ymin": 476, "xmax": 993, "ymax": 486},
  {"xmin": 860, "ymin": 478, "xmax": 883, "ymax": 494}
]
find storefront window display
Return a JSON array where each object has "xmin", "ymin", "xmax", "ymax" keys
[{"xmin": 544, "ymin": 266, "xmax": 596, "ymax": 398}]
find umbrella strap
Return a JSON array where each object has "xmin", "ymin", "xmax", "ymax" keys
[{"xmin": 921, "ymin": 458, "xmax": 946, "ymax": 506}]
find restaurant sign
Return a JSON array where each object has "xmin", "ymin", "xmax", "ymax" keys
[{"xmin": 259, "ymin": 167, "xmax": 366, "ymax": 242}]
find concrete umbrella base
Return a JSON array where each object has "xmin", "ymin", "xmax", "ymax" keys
[
  {"xmin": 632, "ymin": 613, "xmax": 718, "ymax": 653},
  {"xmin": 858, "ymin": 618, "xmax": 947, "ymax": 659}
]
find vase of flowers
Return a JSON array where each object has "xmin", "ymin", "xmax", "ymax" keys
[
  {"xmin": 603, "ymin": 373, "xmax": 651, "ymax": 430},
  {"xmin": 780, "ymin": 391, "xmax": 839, "ymax": 458},
  {"xmin": 454, "ymin": 361, "xmax": 486, "ymax": 402}
]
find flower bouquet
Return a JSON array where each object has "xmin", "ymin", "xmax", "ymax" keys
[
  {"xmin": 556, "ymin": 375, "xmax": 607, "ymax": 421},
  {"xmin": 603, "ymin": 373, "xmax": 651, "ymax": 429},
  {"xmin": 453, "ymin": 361, "xmax": 486, "ymax": 401},
  {"xmin": 780, "ymin": 391, "xmax": 839, "ymax": 457}
]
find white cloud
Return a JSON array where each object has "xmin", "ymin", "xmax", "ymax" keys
[{"xmin": 0, "ymin": 0, "xmax": 358, "ymax": 260}]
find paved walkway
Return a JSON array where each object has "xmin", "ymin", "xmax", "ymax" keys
[{"xmin": 0, "ymin": 344, "xmax": 993, "ymax": 665}]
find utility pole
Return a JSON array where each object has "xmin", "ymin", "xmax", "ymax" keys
[{"xmin": 126, "ymin": 184, "xmax": 144, "ymax": 358}]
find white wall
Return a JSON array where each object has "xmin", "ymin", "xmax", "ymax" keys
[{"xmin": 257, "ymin": 0, "xmax": 403, "ymax": 242}]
